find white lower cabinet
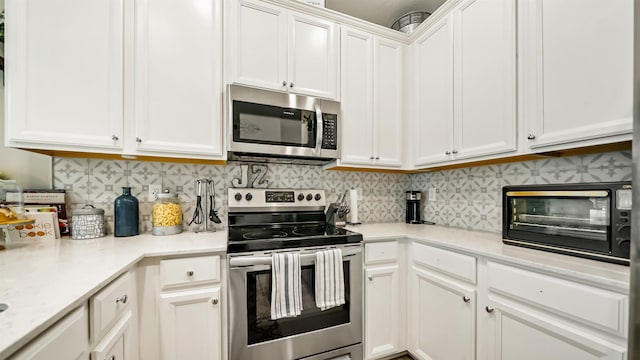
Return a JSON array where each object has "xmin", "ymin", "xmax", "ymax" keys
[
  {"xmin": 399, "ymin": 241, "xmax": 628, "ymax": 360},
  {"xmin": 11, "ymin": 305, "xmax": 89, "ymax": 360},
  {"xmin": 138, "ymin": 254, "xmax": 225, "ymax": 360},
  {"xmin": 159, "ymin": 287, "xmax": 222, "ymax": 360},
  {"xmin": 409, "ymin": 265, "xmax": 476, "ymax": 360},
  {"xmin": 91, "ymin": 311, "xmax": 135, "ymax": 360},
  {"xmin": 364, "ymin": 241, "xmax": 404, "ymax": 360}
]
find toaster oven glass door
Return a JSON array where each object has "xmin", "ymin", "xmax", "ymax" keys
[{"xmin": 506, "ymin": 190, "xmax": 611, "ymax": 252}]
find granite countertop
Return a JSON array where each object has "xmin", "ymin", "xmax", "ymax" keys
[
  {"xmin": 0, "ymin": 231, "xmax": 227, "ymax": 360},
  {"xmin": 0, "ymin": 223, "xmax": 631, "ymax": 358},
  {"xmin": 346, "ymin": 223, "xmax": 630, "ymax": 292}
]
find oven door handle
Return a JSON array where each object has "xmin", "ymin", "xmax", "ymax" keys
[{"xmin": 229, "ymin": 252, "xmax": 356, "ymax": 268}]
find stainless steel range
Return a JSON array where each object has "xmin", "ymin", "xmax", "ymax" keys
[{"xmin": 227, "ymin": 188, "xmax": 363, "ymax": 360}]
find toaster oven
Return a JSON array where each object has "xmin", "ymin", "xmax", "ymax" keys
[{"xmin": 502, "ymin": 182, "xmax": 632, "ymax": 265}]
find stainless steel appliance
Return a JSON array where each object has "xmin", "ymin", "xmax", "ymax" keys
[
  {"xmin": 227, "ymin": 188, "xmax": 363, "ymax": 360},
  {"xmin": 227, "ymin": 84, "xmax": 340, "ymax": 165},
  {"xmin": 629, "ymin": 4, "xmax": 640, "ymax": 356},
  {"xmin": 502, "ymin": 182, "xmax": 632, "ymax": 265}
]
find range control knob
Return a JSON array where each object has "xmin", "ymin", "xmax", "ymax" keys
[
  {"xmin": 245, "ymin": 193, "xmax": 253, "ymax": 201},
  {"xmin": 315, "ymin": 193, "xmax": 322, "ymax": 201},
  {"xmin": 297, "ymin": 193, "xmax": 305, "ymax": 201},
  {"xmin": 234, "ymin": 193, "xmax": 242, "ymax": 201},
  {"xmin": 306, "ymin": 194, "xmax": 313, "ymax": 201}
]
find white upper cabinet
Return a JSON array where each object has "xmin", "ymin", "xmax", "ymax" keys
[
  {"xmin": 340, "ymin": 27, "xmax": 404, "ymax": 168},
  {"xmin": 132, "ymin": 0, "xmax": 223, "ymax": 158},
  {"xmin": 520, "ymin": 0, "xmax": 633, "ymax": 151},
  {"xmin": 452, "ymin": 0, "xmax": 516, "ymax": 159},
  {"xmin": 413, "ymin": 0, "xmax": 516, "ymax": 168},
  {"xmin": 229, "ymin": 0, "xmax": 340, "ymax": 100},
  {"xmin": 412, "ymin": 16, "xmax": 454, "ymax": 167},
  {"xmin": 5, "ymin": 0, "xmax": 124, "ymax": 152},
  {"xmin": 340, "ymin": 28, "xmax": 374, "ymax": 165},
  {"xmin": 6, "ymin": 0, "xmax": 225, "ymax": 160}
]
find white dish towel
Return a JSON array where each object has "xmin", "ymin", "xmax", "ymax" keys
[
  {"xmin": 271, "ymin": 252, "xmax": 303, "ymax": 320},
  {"xmin": 315, "ymin": 248, "xmax": 345, "ymax": 310}
]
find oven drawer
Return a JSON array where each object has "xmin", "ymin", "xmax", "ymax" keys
[
  {"xmin": 365, "ymin": 241, "xmax": 398, "ymax": 264},
  {"xmin": 487, "ymin": 261, "xmax": 627, "ymax": 336},
  {"xmin": 413, "ymin": 242, "xmax": 477, "ymax": 284},
  {"xmin": 160, "ymin": 255, "xmax": 220, "ymax": 289}
]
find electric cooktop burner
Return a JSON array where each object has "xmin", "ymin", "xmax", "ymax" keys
[{"xmin": 242, "ymin": 229, "xmax": 288, "ymax": 240}]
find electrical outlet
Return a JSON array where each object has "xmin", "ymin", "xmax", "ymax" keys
[
  {"xmin": 428, "ymin": 188, "xmax": 436, "ymax": 202},
  {"xmin": 149, "ymin": 184, "xmax": 162, "ymax": 200},
  {"xmin": 357, "ymin": 188, "xmax": 363, "ymax": 201}
]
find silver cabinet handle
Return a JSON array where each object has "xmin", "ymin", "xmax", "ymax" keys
[
  {"xmin": 211, "ymin": 298, "xmax": 219, "ymax": 305},
  {"xmin": 369, "ymin": 156, "xmax": 374, "ymax": 160},
  {"xmin": 445, "ymin": 151, "xmax": 451, "ymax": 155},
  {"xmin": 485, "ymin": 306, "xmax": 494, "ymax": 313},
  {"xmin": 135, "ymin": 137, "xmax": 142, "ymax": 143},
  {"xmin": 186, "ymin": 270, "xmax": 194, "ymax": 277},
  {"xmin": 527, "ymin": 134, "xmax": 536, "ymax": 140},
  {"xmin": 289, "ymin": 82, "xmax": 294, "ymax": 88},
  {"xmin": 111, "ymin": 135, "xmax": 119, "ymax": 141},
  {"xmin": 116, "ymin": 294, "xmax": 128, "ymax": 304},
  {"xmin": 452, "ymin": 150, "xmax": 458, "ymax": 154},
  {"xmin": 375, "ymin": 157, "xmax": 380, "ymax": 160},
  {"xmin": 282, "ymin": 80, "xmax": 287, "ymax": 86},
  {"xmin": 462, "ymin": 295, "xmax": 471, "ymax": 303},
  {"xmin": 367, "ymin": 276, "xmax": 373, "ymax": 281}
]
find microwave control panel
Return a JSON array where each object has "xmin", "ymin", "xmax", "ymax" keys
[{"xmin": 321, "ymin": 114, "xmax": 338, "ymax": 150}]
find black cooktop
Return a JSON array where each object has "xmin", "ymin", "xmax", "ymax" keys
[{"xmin": 227, "ymin": 223, "xmax": 362, "ymax": 253}]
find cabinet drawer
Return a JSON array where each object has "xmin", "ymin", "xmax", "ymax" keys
[
  {"xmin": 12, "ymin": 305, "xmax": 89, "ymax": 360},
  {"xmin": 160, "ymin": 255, "xmax": 220, "ymax": 289},
  {"xmin": 90, "ymin": 311, "xmax": 131, "ymax": 360},
  {"xmin": 412, "ymin": 242, "xmax": 476, "ymax": 284},
  {"xmin": 90, "ymin": 272, "xmax": 132, "ymax": 343},
  {"xmin": 365, "ymin": 241, "xmax": 398, "ymax": 264},
  {"xmin": 487, "ymin": 261, "xmax": 627, "ymax": 336}
]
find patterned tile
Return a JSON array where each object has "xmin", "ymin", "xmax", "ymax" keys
[{"xmin": 51, "ymin": 150, "xmax": 632, "ymax": 235}]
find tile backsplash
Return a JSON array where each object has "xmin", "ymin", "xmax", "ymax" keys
[
  {"xmin": 53, "ymin": 158, "xmax": 410, "ymax": 233},
  {"xmin": 52, "ymin": 151, "xmax": 632, "ymax": 235},
  {"xmin": 411, "ymin": 151, "xmax": 632, "ymax": 233}
]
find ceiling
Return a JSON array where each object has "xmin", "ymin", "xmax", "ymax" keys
[{"xmin": 325, "ymin": 0, "xmax": 447, "ymax": 29}]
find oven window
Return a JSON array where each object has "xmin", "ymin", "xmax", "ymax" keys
[
  {"xmin": 509, "ymin": 196, "xmax": 610, "ymax": 242},
  {"xmin": 233, "ymin": 101, "xmax": 316, "ymax": 147},
  {"xmin": 246, "ymin": 262, "xmax": 351, "ymax": 345}
]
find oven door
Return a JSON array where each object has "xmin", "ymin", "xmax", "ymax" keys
[{"xmin": 228, "ymin": 244, "xmax": 363, "ymax": 360}]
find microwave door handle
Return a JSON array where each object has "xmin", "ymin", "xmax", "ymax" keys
[{"xmin": 314, "ymin": 105, "xmax": 323, "ymax": 156}]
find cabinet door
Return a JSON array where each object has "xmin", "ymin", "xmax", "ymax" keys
[
  {"xmin": 133, "ymin": 0, "xmax": 223, "ymax": 158},
  {"xmin": 452, "ymin": 0, "xmax": 516, "ymax": 159},
  {"xmin": 12, "ymin": 306, "xmax": 89, "ymax": 360},
  {"xmin": 6, "ymin": 0, "xmax": 124, "ymax": 151},
  {"xmin": 409, "ymin": 266, "xmax": 476, "ymax": 360},
  {"xmin": 159, "ymin": 287, "xmax": 221, "ymax": 360},
  {"xmin": 288, "ymin": 12, "xmax": 340, "ymax": 99},
  {"xmin": 412, "ymin": 16, "xmax": 454, "ymax": 167},
  {"xmin": 91, "ymin": 311, "xmax": 134, "ymax": 360},
  {"xmin": 232, "ymin": 0, "xmax": 288, "ymax": 92},
  {"xmin": 373, "ymin": 38, "xmax": 404, "ymax": 168},
  {"xmin": 340, "ymin": 27, "xmax": 374, "ymax": 166},
  {"xmin": 485, "ymin": 300, "xmax": 626, "ymax": 360},
  {"xmin": 365, "ymin": 265, "xmax": 400, "ymax": 359},
  {"xmin": 520, "ymin": 0, "xmax": 633, "ymax": 150}
]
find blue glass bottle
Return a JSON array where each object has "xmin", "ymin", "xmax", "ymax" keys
[{"xmin": 114, "ymin": 187, "xmax": 139, "ymax": 237}]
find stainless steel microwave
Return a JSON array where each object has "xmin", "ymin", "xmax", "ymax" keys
[
  {"xmin": 502, "ymin": 182, "xmax": 632, "ymax": 265},
  {"xmin": 227, "ymin": 84, "xmax": 340, "ymax": 165}
]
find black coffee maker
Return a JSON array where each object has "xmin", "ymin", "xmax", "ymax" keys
[{"xmin": 406, "ymin": 191, "xmax": 422, "ymax": 224}]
